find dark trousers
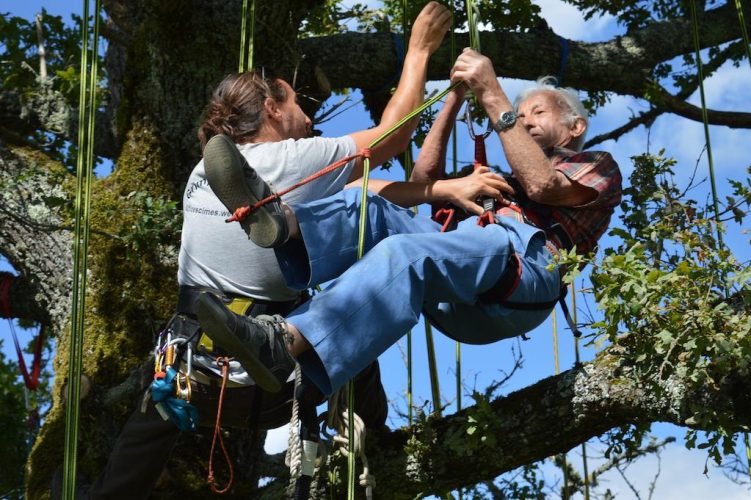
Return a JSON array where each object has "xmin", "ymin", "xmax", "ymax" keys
[{"xmin": 88, "ymin": 402, "xmax": 180, "ymax": 499}]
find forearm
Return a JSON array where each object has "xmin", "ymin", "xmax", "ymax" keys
[
  {"xmin": 376, "ymin": 50, "xmax": 430, "ymax": 152},
  {"xmin": 410, "ymin": 89, "xmax": 465, "ymax": 183},
  {"xmin": 479, "ymin": 89, "xmax": 563, "ymax": 202},
  {"xmin": 347, "ymin": 178, "xmax": 450, "ymax": 208}
]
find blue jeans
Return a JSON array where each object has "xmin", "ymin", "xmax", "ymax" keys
[{"xmin": 276, "ymin": 188, "xmax": 561, "ymax": 396}]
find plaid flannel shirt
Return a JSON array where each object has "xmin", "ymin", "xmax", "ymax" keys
[{"xmin": 496, "ymin": 147, "xmax": 622, "ymax": 255}]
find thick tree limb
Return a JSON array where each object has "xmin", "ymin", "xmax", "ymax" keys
[
  {"xmin": 0, "ymin": 86, "xmax": 117, "ymax": 159},
  {"xmin": 300, "ymin": 1, "xmax": 751, "ymax": 99},
  {"xmin": 256, "ymin": 345, "xmax": 748, "ymax": 498},
  {"xmin": 0, "ymin": 144, "xmax": 72, "ymax": 330}
]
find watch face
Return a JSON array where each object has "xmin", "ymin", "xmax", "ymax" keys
[{"xmin": 495, "ymin": 111, "xmax": 516, "ymax": 132}]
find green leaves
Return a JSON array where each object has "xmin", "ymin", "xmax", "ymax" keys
[{"xmin": 585, "ymin": 149, "xmax": 751, "ymax": 468}]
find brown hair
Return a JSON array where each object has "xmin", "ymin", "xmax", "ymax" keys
[{"xmin": 198, "ymin": 69, "xmax": 287, "ymax": 150}]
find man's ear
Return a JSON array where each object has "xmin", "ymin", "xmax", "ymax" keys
[
  {"xmin": 264, "ymin": 97, "xmax": 281, "ymax": 121},
  {"xmin": 569, "ymin": 117, "xmax": 587, "ymax": 139}
]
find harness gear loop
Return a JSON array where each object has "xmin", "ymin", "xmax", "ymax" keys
[{"xmin": 207, "ymin": 356, "xmax": 235, "ymax": 494}]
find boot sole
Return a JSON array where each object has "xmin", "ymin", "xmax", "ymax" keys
[
  {"xmin": 202, "ymin": 135, "xmax": 286, "ymax": 248},
  {"xmin": 196, "ymin": 293, "xmax": 282, "ymax": 392}
]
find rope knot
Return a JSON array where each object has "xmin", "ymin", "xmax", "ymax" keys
[
  {"xmin": 226, "ymin": 205, "xmax": 251, "ymax": 223},
  {"xmin": 360, "ymin": 147, "xmax": 372, "ymax": 159}
]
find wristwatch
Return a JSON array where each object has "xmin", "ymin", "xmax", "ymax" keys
[{"xmin": 492, "ymin": 111, "xmax": 517, "ymax": 133}]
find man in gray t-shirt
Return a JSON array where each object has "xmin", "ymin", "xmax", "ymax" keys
[{"xmin": 85, "ymin": 3, "xmax": 452, "ymax": 498}]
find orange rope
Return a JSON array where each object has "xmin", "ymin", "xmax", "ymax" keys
[
  {"xmin": 207, "ymin": 357, "xmax": 234, "ymax": 494},
  {"xmin": 227, "ymin": 148, "xmax": 372, "ymax": 223}
]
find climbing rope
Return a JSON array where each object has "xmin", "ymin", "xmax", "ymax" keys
[
  {"xmin": 238, "ymin": 0, "xmax": 256, "ymax": 72},
  {"xmin": 688, "ymin": 0, "xmax": 722, "ymax": 249},
  {"xmin": 402, "ymin": 0, "xmax": 416, "ymax": 430},
  {"xmin": 62, "ymin": 1, "xmax": 101, "ymax": 498},
  {"xmin": 2, "ymin": 274, "xmax": 46, "ymax": 435},
  {"xmin": 323, "ymin": 390, "xmax": 375, "ymax": 499},
  {"xmin": 207, "ymin": 357, "xmax": 234, "ymax": 494},
  {"xmin": 450, "ymin": 0, "xmax": 463, "ymax": 418},
  {"xmin": 568, "ymin": 282, "xmax": 590, "ymax": 499},
  {"xmin": 691, "ymin": 0, "xmax": 751, "ymax": 479},
  {"xmin": 734, "ymin": 0, "xmax": 751, "ymax": 69},
  {"xmin": 286, "ymin": 365, "xmax": 303, "ymax": 495}
]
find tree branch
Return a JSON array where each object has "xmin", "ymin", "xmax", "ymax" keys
[
  {"xmin": 650, "ymin": 84, "xmax": 751, "ymax": 128},
  {"xmin": 305, "ymin": 344, "xmax": 751, "ymax": 498}
]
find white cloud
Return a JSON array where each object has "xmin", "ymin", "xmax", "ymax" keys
[{"xmin": 532, "ymin": 0, "xmax": 619, "ymax": 41}]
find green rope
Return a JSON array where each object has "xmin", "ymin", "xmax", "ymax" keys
[
  {"xmin": 406, "ymin": 145, "xmax": 415, "ymax": 427},
  {"xmin": 466, "ymin": 0, "xmax": 481, "ymax": 52},
  {"xmin": 402, "ymin": 0, "xmax": 415, "ymax": 429},
  {"xmin": 450, "ymin": 0, "xmax": 462, "ymax": 418},
  {"xmin": 734, "ymin": 0, "xmax": 751, "ymax": 69},
  {"xmin": 424, "ymin": 321, "xmax": 442, "ymax": 415},
  {"xmin": 723, "ymin": 0, "xmax": 751, "ymax": 478},
  {"xmin": 688, "ymin": 0, "xmax": 723, "ymax": 249},
  {"xmin": 551, "ymin": 309, "xmax": 571, "ymax": 497},
  {"xmin": 63, "ymin": 1, "xmax": 101, "ymax": 498},
  {"xmin": 238, "ymin": 0, "xmax": 256, "ymax": 72}
]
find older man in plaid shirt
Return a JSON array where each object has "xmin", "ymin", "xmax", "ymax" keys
[{"xmin": 194, "ymin": 50, "xmax": 623, "ymax": 396}]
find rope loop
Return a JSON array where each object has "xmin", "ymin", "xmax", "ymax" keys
[{"xmin": 207, "ymin": 356, "xmax": 234, "ymax": 494}]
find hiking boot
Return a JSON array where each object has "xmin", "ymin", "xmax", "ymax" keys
[
  {"xmin": 196, "ymin": 292, "xmax": 294, "ymax": 392},
  {"xmin": 202, "ymin": 134, "xmax": 289, "ymax": 248}
]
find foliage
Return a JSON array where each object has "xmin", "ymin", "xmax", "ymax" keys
[
  {"xmin": 119, "ymin": 191, "xmax": 182, "ymax": 254},
  {"xmin": 0, "ymin": 10, "xmax": 107, "ymax": 170},
  {"xmin": 586, "ymin": 150, "xmax": 751, "ymax": 464},
  {"xmin": 2, "ymin": 0, "xmax": 751, "ymax": 497}
]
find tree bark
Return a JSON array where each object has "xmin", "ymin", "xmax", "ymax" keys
[{"xmin": 0, "ymin": 0, "xmax": 749, "ymax": 497}]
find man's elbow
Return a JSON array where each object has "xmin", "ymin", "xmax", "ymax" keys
[{"xmin": 524, "ymin": 182, "xmax": 556, "ymax": 204}]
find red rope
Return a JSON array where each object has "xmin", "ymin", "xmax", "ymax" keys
[
  {"xmin": 10, "ymin": 321, "xmax": 45, "ymax": 390},
  {"xmin": 227, "ymin": 148, "xmax": 372, "ymax": 223},
  {"xmin": 0, "ymin": 274, "xmax": 13, "ymax": 318},
  {"xmin": 2, "ymin": 275, "xmax": 45, "ymax": 390},
  {"xmin": 207, "ymin": 357, "xmax": 234, "ymax": 494},
  {"xmin": 472, "ymin": 135, "xmax": 496, "ymax": 227},
  {"xmin": 473, "ymin": 135, "xmax": 487, "ymax": 169}
]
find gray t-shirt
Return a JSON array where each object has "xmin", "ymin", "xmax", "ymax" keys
[
  {"xmin": 178, "ymin": 136, "xmax": 357, "ymax": 300},
  {"xmin": 177, "ymin": 136, "xmax": 356, "ymax": 384}
]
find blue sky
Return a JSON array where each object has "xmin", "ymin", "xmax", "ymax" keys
[{"xmin": 2, "ymin": 1, "xmax": 750, "ymax": 498}]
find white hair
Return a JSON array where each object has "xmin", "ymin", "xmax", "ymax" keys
[{"xmin": 513, "ymin": 76, "xmax": 588, "ymax": 151}]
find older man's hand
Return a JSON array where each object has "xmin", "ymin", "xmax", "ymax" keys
[{"xmin": 450, "ymin": 48, "xmax": 501, "ymax": 100}]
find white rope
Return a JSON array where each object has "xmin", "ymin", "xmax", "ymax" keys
[
  {"xmin": 285, "ymin": 364, "xmax": 303, "ymax": 495},
  {"xmin": 323, "ymin": 389, "xmax": 376, "ymax": 499}
]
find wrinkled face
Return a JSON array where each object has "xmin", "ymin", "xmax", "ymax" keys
[
  {"xmin": 276, "ymin": 80, "xmax": 312, "ymax": 140},
  {"xmin": 517, "ymin": 92, "xmax": 580, "ymax": 149}
]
